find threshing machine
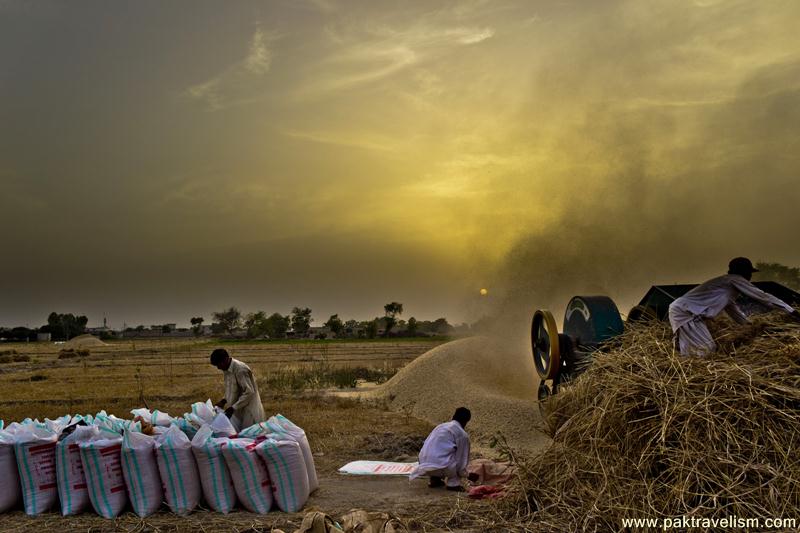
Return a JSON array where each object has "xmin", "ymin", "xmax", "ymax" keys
[{"xmin": 531, "ymin": 282, "xmax": 800, "ymax": 403}]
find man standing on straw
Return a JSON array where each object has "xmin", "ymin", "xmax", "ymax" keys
[
  {"xmin": 210, "ymin": 348, "xmax": 266, "ymax": 431},
  {"xmin": 669, "ymin": 257, "xmax": 800, "ymax": 356}
]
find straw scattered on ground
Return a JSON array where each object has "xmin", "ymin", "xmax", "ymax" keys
[{"xmin": 498, "ymin": 312, "xmax": 800, "ymax": 532}]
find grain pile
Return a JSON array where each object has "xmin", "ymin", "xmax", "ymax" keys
[
  {"xmin": 502, "ymin": 313, "xmax": 800, "ymax": 531},
  {"xmin": 63, "ymin": 334, "xmax": 107, "ymax": 349},
  {"xmin": 374, "ymin": 336, "xmax": 551, "ymax": 452}
]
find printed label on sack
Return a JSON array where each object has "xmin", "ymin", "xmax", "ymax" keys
[
  {"xmin": 67, "ymin": 445, "xmax": 86, "ymax": 479},
  {"xmin": 27, "ymin": 442, "xmax": 57, "ymax": 489},
  {"xmin": 99, "ymin": 445, "xmax": 125, "ymax": 491}
]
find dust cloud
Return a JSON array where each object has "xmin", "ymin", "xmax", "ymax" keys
[{"xmin": 470, "ymin": 4, "xmax": 800, "ymax": 345}]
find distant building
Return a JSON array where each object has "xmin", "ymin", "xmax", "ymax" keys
[
  {"xmin": 308, "ymin": 326, "xmax": 334, "ymax": 339},
  {"xmin": 36, "ymin": 332, "xmax": 51, "ymax": 342}
]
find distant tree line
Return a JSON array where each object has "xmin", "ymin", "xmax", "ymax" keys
[
  {"xmin": 8, "ymin": 259, "xmax": 793, "ymax": 342},
  {"xmin": 193, "ymin": 302, "xmax": 456, "ymax": 340}
]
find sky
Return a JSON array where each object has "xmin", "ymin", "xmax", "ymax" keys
[{"xmin": 1, "ymin": 0, "xmax": 799, "ymax": 329}]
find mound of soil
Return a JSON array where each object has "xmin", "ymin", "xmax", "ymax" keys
[{"xmin": 374, "ymin": 336, "xmax": 550, "ymax": 453}]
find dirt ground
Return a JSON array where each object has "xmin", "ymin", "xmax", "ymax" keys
[{"xmin": 0, "ymin": 339, "xmax": 504, "ymax": 532}]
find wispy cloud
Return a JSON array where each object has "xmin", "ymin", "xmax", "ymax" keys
[
  {"xmin": 185, "ymin": 26, "xmax": 276, "ymax": 110},
  {"xmin": 283, "ymin": 129, "xmax": 398, "ymax": 152},
  {"xmin": 297, "ymin": 22, "xmax": 494, "ymax": 99}
]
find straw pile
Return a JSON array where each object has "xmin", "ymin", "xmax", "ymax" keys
[{"xmin": 502, "ymin": 313, "xmax": 800, "ymax": 531}]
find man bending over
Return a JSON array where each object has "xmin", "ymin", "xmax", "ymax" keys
[
  {"xmin": 669, "ymin": 257, "xmax": 800, "ymax": 356},
  {"xmin": 210, "ymin": 348, "xmax": 265, "ymax": 431}
]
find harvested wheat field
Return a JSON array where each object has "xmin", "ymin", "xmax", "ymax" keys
[
  {"xmin": 0, "ymin": 338, "xmax": 505, "ymax": 532},
  {"xmin": 4, "ymin": 318, "xmax": 799, "ymax": 532}
]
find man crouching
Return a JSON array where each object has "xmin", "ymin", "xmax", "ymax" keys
[{"xmin": 410, "ymin": 407, "xmax": 477, "ymax": 492}]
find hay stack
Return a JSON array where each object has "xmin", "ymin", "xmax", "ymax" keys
[
  {"xmin": 504, "ymin": 314, "xmax": 800, "ymax": 531},
  {"xmin": 63, "ymin": 334, "xmax": 107, "ymax": 349},
  {"xmin": 375, "ymin": 336, "xmax": 551, "ymax": 452}
]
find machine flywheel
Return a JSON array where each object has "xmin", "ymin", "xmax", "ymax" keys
[{"xmin": 531, "ymin": 309, "xmax": 560, "ymax": 380}]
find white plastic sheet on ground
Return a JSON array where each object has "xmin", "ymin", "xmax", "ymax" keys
[
  {"xmin": 0, "ymin": 424, "xmax": 22, "ymax": 513},
  {"xmin": 56, "ymin": 424, "xmax": 99, "ymax": 515},
  {"xmin": 191, "ymin": 425, "xmax": 237, "ymax": 514},
  {"xmin": 14, "ymin": 424, "xmax": 59, "ymax": 515},
  {"xmin": 79, "ymin": 433, "xmax": 128, "ymax": 518},
  {"xmin": 256, "ymin": 438, "xmax": 310, "ymax": 512},
  {"xmin": 222, "ymin": 438, "xmax": 273, "ymax": 514},
  {"xmin": 121, "ymin": 430, "xmax": 163, "ymax": 517},
  {"xmin": 155, "ymin": 425, "xmax": 201, "ymax": 515},
  {"xmin": 338, "ymin": 460, "xmax": 418, "ymax": 476}
]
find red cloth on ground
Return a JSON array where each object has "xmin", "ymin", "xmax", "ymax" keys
[{"xmin": 468, "ymin": 485, "xmax": 506, "ymax": 500}]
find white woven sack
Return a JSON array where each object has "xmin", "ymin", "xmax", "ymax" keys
[
  {"xmin": 155, "ymin": 425, "xmax": 201, "ymax": 515},
  {"xmin": 221, "ymin": 438, "xmax": 273, "ymax": 514},
  {"xmin": 210, "ymin": 412, "xmax": 238, "ymax": 438},
  {"xmin": 45, "ymin": 415, "xmax": 72, "ymax": 435},
  {"xmin": 121, "ymin": 430, "xmax": 163, "ymax": 517},
  {"xmin": 79, "ymin": 434, "xmax": 128, "ymax": 518},
  {"xmin": 189, "ymin": 399, "xmax": 217, "ymax": 424},
  {"xmin": 173, "ymin": 417, "xmax": 200, "ymax": 440},
  {"xmin": 0, "ymin": 426, "xmax": 22, "ymax": 513},
  {"xmin": 56, "ymin": 425, "xmax": 99, "ymax": 515},
  {"xmin": 131, "ymin": 408, "xmax": 173, "ymax": 427},
  {"xmin": 14, "ymin": 424, "xmax": 59, "ymax": 515},
  {"xmin": 256, "ymin": 438, "xmax": 310, "ymax": 512},
  {"xmin": 191, "ymin": 425, "xmax": 237, "ymax": 513},
  {"xmin": 269, "ymin": 415, "xmax": 319, "ymax": 493}
]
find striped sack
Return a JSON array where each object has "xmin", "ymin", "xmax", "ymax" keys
[
  {"xmin": 79, "ymin": 436, "xmax": 128, "ymax": 518},
  {"xmin": 155, "ymin": 424, "xmax": 201, "ymax": 516},
  {"xmin": 256, "ymin": 438, "xmax": 310, "ymax": 512},
  {"xmin": 221, "ymin": 438, "xmax": 273, "ymax": 514},
  {"xmin": 121, "ymin": 430, "xmax": 163, "ymax": 517},
  {"xmin": 191, "ymin": 425, "xmax": 237, "ymax": 513},
  {"xmin": 55, "ymin": 424, "xmax": 100, "ymax": 515},
  {"xmin": 14, "ymin": 425, "xmax": 59, "ymax": 515},
  {"xmin": 0, "ymin": 427, "xmax": 22, "ymax": 513},
  {"xmin": 269, "ymin": 415, "xmax": 319, "ymax": 493}
]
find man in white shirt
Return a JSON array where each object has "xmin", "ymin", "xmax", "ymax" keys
[
  {"xmin": 210, "ymin": 348, "xmax": 266, "ymax": 431},
  {"xmin": 669, "ymin": 257, "xmax": 800, "ymax": 356},
  {"xmin": 410, "ymin": 407, "xmax": 477, "ymax": 491}
]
